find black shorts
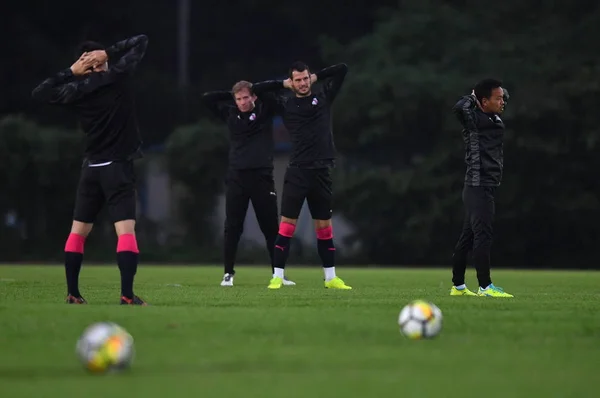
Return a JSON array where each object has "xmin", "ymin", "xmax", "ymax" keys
[
  {"xmin": 73, "ymin": 161, "xmax": 137, "ymax": 224},
  {"xmin": 280, "ymin": 167, "xmax": 333, "ymax": 220}
]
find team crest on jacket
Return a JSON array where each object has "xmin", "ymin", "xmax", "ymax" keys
[
  {"xmin": 250, "ymin": 113, "xmax": 256, "ymax": 121},
  {"xmin": 312, "ymin": 97, "xmax": 318, "ymax": 106}
]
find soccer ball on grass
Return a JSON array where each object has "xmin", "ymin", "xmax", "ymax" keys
[
  {"xmin": 76, "ymin": 322, "xmax": 135, "ymax": 373},
  {"xmin": 398, "ymin": 300, "xmax": 443, "ymax": 339}
]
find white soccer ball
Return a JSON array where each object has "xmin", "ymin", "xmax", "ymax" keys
[
  {"xmin": 76, "ymin": 322, "xmax": 135, "ymax": 373},
  {"xmin": 398, "ymin": 300, "xmax": 443, "ymax": 339}
]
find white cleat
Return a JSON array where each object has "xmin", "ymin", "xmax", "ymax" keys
[
  {"xmin": 220, "ymin": 273, "xmax": 234, "ymax": 287},
  {"xmin": 282, "ymin": 276, "xmax": 296, "ymax": 286}
]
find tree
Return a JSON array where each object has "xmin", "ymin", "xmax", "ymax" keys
[
  {"xmin": 319, "ymin": 0, "xmax": 600, "ymax": 266},
  {"xmin": 0, "ymin": 116, "xmax": 82, "ymax": 260},
  {"xmin": 165, "ymin": 119, "xmax": 229, "ymax": 249}
]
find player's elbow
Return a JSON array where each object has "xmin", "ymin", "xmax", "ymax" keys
[
  {"xmin": 201, "ymin": 92, "xmax": 212, "ymax": 103},
  {"xmin": 452, "ymin": 107, "xmax": 466, "ymax": 123},
  {"xmin": 31, "ymin": 86, "xmax": 48, "ymax": 102},
  {"xmin": 134, "ymin": 34, "xmax": 149, "ymax": 44},
  {"xmin": 451, "ymin": 103, "xmax": 462, "ymax": 115},
  {"xmin": 334, "ymin": 63, "xmax": 348, "ymax": 76}
]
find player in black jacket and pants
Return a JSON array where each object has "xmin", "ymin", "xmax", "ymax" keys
[
  {"xmin": 202, "ymin": 81, "xmax": 296, "ymax": 287},
  {"xmin": 450, "ymin": 78, "xmax": 514, "ymax": 298}
]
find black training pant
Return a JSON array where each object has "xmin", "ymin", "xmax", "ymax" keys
[
  {"xmin": 223, "ymin": 168, "xmax": 279, "ymax": 275},
  {"xmin": 452, "ymin": 185, "xmax": 496, "ymax": 288}
]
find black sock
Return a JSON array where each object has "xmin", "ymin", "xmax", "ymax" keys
[
  {"xmin": 318, "ymin": 238, "xmax": 335, "ymax": 267},
  {"xmin": 117, "ymin": 252, "xmax": 138, "ymax": 299},
  {"xmin": 273, "ymin": 234, "xmax": 291, "ymax": 270},
  {"xmin": 65, "ymin": 252, "xmax": 83, "ymax": 297}
]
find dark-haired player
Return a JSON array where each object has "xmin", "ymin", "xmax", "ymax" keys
[
  {"xmin": 450, "ymin": 78, "xmax": 514, "ymax": 298},
  {"xmin": 32, "ymin": 35, "xmax": 149, "ymax": 305},
  {"xmin": 257, "ymin": 61, "xmax": 351, "ymax": 290}
]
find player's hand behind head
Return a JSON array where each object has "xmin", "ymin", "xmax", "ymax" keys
[
  {"xmin": 70, "ymin": 53, "xmax": 96, "ymax": 76},
  {"xmin": 470, "ymin": 89, "xmax": 483, "ymax": 111},
  {"xmin": 70, "ymin": 51, "xmax": 108, "ymax": 76},
  {"xmin": 87, "ymin": 50, "xmax": 108, "ymax": 66}
]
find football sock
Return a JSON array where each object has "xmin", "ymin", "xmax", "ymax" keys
[
  {"xmin": 273, "ymin": 267, "xmax": 285, "ymax": 278},
  {"xmin": 64, "ymin": 233, "xmax": 86, "ymax": 297},
  {"xmin": 324, "ymin": 266, "xmax": 336, "ymax": 281},
  {"xmin": 117, "ymin": 234, "xmax": 139, "ymax": 299},
  {"xmin": 317, "ymin": 226, "xmax": 336, "ymax": 281},
  {"xmin": 273, "ymin": 222, "xmax": 295, "ymax": 270}
]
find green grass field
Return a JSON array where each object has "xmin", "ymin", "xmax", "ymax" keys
[{"xmin": 1, "ymin": 265, "xmax": 599, "ymax": 397}]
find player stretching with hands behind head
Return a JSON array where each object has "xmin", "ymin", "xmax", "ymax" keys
[
  {"xmin": 258, "ymin": 62, "xmax": 351, "ymax": 290},
  {"xmin": 202, "ymin": 80, "xmax": 296, "ymax": 287},
  {"xmin": 32, "ymin": 35, "xmax": 149, "ymax": 305},
  {"xmin": 450, "ymin": 79, "xmax": 513, "ymax": 298}
]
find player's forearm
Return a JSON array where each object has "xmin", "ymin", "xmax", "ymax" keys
[
  {"xmin": 252, "ymin": 80, "xmax": 285, "ymax": 95},
  {"xmin": 452, "ymin": 95, "xmax": 479, "ymax": 130},
  {"xmin": 31, "ymin": 68, "xmax": 77, "ymax": 103},
  {"xmin": 201, "ymin": 91, "xmax": 231, "ymax": 117},
  {"xmin": 315, "ymin": 63, "xmax": 348, "ymax": 101},
  {"xmin": 202, "ymin": 91, "xmax": 232, "ymax": 103},
  {"xmin": 315, "ymin": 63, "xmax": 348, "ymax": 82},
  {"xmin": 106, "ymin": 35, "xmax": 148, "ymax": 74},
  {"xmin": 106, "ymin": 35, "xmax": 148, "ymax": 59}
]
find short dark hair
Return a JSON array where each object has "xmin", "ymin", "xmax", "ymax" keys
[
  {"xmin": 474, "ymin": 78, "xmax": 503, "ymax": 102},
  {"xmin": 75, "ymin": 41, "xmax": 105, "ymax": 60},
  {"xmin": 288, "ymin": 61, "xmax": 310, "ymax": 78}
]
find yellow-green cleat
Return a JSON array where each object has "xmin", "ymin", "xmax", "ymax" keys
[
  {"xmin": 450, "ymin": 286, "xmax": 478, "ymax": 296},
  {"xmin": 268, "ymin": 277, "xmax": 283, "ymax": 289},
  {"xmin": 478, "ymin": 284, "xmax": 514, "ymax": 297},
  {"xmin": 324, "ymin": 277, "xmax": 352, "ymax": 290}
]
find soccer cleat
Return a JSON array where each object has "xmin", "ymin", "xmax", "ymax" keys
[
  {"xmin": 478, "ymin": 284, "xmax": 514, "ymax": 298},
  {"xmin": 324, "ymin": 277, "xmax": 352, "ymax": 290},
  {"xmin": 282, "ymin": 276, "xmax": 296, "ymax": 286},
  {"xmin": 66, "ymin": 295, "xmax": 87, "ymax": 304},
  {"xmin": 450, "ymin": 286, "xmax": 477, "ymax": 296},
  {"xmin": 120, "ymin": 295, "xmax": 148, "ymax": 305},
  {"xmin": 220, "ymin": 273, "xmax": 234, "ymax": 287},
  {"xmin": 268, "ymin": 277, "xmax": 283, "ymax": 289}
]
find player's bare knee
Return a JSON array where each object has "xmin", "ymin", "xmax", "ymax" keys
[
  {"xmin": 313, "ymin": 219, "xmax": 332, "ymax": 230},
  {"xmin": 280, "ymin": 216, "xmax": 297, "ymax": 226},
  {"xmin": 114, "ymin": 220, "xmax": 136, "ymax": 237},
  {"xmin": 279, "ymin": 218, "xmax": 297, "ymax": 238},
  {"xmin": 70, "ymin": 221, "xmax": 93, "ymax": 237}
]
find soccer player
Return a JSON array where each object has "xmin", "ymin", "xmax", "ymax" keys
[
  {"xmin": 449, "ymin": 78, "xmax": 514, "ymax": 298},
  {"xmin": 257, "ymin": 62, "xmax": 351, "ymax": 290},
  {"xmin": 202, "ymin": 80, "xmax": 296, "ymax": 287},
  {"xmin": 31, "ymin": 35, "xmax": 149, "ymax": 305}
]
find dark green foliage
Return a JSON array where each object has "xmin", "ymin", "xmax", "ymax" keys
[{"xmin": 320, "ymin": 0, "xmax": 600, "ymax": 266}]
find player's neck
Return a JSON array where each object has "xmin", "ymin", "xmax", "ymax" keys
[{"xmin": 295, "ymin": 91, "xmax": 312, "ymax": 98}]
